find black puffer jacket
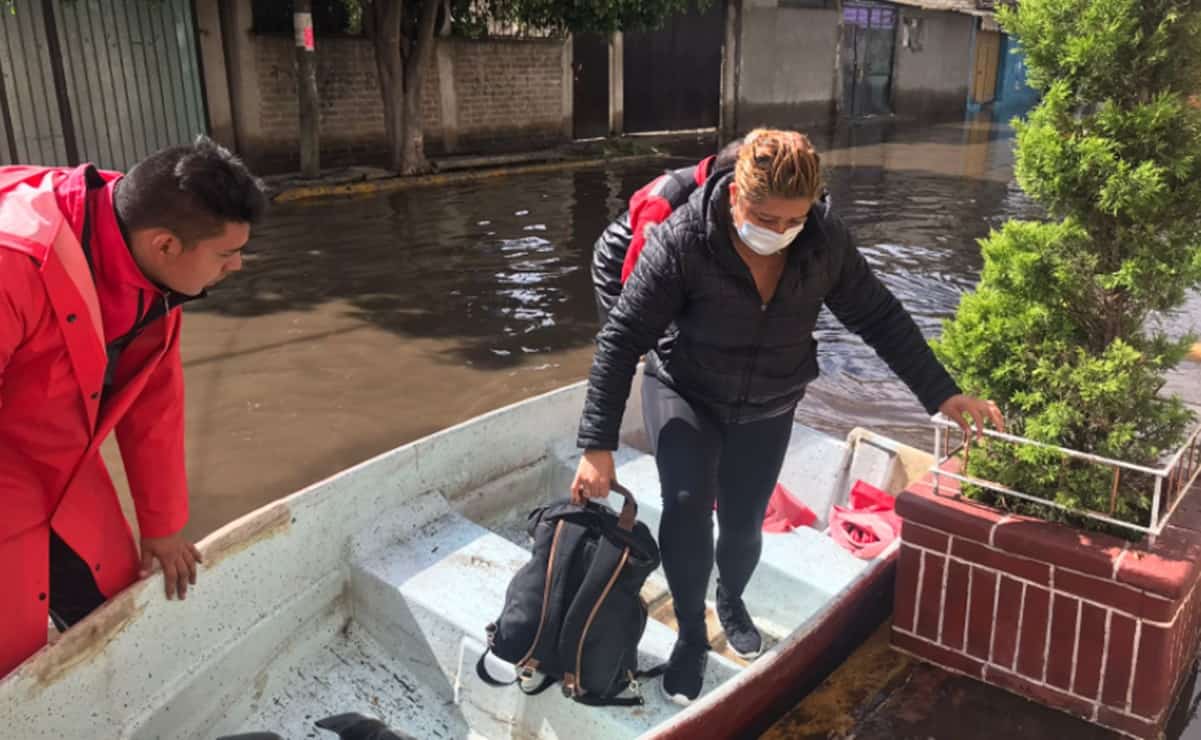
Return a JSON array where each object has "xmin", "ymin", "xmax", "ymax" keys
[
  {"xmin": 591, "ymin": 165, "xmax": 703, "ymax": 324},
  {"xmin": 577, "ymin": 171, "xmax": 961, "ymax": 450},
  {"xmin": 591, "ymin": 210, "xmax": 634, "ymax": 323}
]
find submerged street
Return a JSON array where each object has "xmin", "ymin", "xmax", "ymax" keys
[
  {"xmin": 162, "ymin": 116, "xmax": 1201, "ymax": 542},
  {"xmin": 103, "ymin": 116, "xmax": 1200, "ymax": 739}
]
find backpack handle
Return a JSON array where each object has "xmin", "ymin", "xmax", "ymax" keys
[{"xmin": 610, "ymin": 480, "xmax": 638, "ymax": 531}]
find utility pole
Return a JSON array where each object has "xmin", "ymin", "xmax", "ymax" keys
[{"xmin": 295, "ymin": 1, "xmax": 320, "ymax": 177}]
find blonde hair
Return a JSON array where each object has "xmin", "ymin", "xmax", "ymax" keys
[{"xmin": 734, "ymin": 128, "xmax": 822, "ymax": 203}]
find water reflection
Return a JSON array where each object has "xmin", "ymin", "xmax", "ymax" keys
[{"xmin": 195, "ymin": 117, "xmax": 1033, "ymax": 391}]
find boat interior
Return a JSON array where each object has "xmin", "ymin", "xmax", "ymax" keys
[{"xmin": 3, "ymin": 380, "xmax": 931, "ymax": 740}]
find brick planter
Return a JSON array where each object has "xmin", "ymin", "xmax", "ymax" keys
[{"xmin": 892, "ymin": 470, "xmax": 1201, "ymax": 738}]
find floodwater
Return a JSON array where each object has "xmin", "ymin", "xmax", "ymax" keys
[
  {"xmin": 103, "ymin": 113, "xmax": 1200, "ymax": 738},
  {"xmin": 164, "ymin": 114, "xmax": 1199, "ymax": 539}
]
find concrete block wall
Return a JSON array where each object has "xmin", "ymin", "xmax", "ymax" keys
[
  {"xmin": 207, "ymin": 0, "xmax": 992, "ymax": 172},
  {"xmin": 218, "ymin": 0, "xmax": 569, "ymax": 174},
  {"xmin": 252, "ymin": 34, "xmax": 435, "ymax": 170},
  {"xmin": 727, "ymin": 1, "xmax": 981, "ymax": 133},
  {"xmin": 736, "ymin": 2, "xmax": 840, "ymax": 131},
  {"xmin": 442, "ymin": 38, "xmax": 567, "ymax": 153},
  {"xmin": 891, "ymin": 8, "xmax": 975, "ymax": 121}
]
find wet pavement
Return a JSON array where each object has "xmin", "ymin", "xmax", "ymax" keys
[
  {"xmin": 765, "ymin": 622, "xmax": 1201, "ymax": 740},
  {"xmin": 104, "ymin": 113, "xmax": 1201, "ymax": 737}
]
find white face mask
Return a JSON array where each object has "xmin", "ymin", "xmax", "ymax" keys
[{"xmin": 737, "ymin": 219, "xmax": 805, "ymax": 256}]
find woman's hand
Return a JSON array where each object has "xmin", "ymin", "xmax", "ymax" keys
[
  {"xmin": 572, "ymin": 450, "xmax": 616, "ymax": 504},
  {"xmin": 939, "ymin": 394, "xmax": 1005, "ymax": 442}
]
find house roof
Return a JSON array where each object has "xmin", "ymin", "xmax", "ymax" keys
[{"xmin": 884, "ymin": 0, "xmax": 996, "ymax": 17}]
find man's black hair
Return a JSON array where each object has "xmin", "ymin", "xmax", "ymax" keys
[{"xmin": 115, "ymin": 135, "xmax": 267, "ymax": 245}]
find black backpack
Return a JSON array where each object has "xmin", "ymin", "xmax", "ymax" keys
[{"xmin": 477, "ymin": 483, "xmax": 662, "ymax": 706}]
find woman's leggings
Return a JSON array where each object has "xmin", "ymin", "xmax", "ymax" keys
[{"xmin": 641, "ymin": 375, "xmax": 793, "ymax": 645}]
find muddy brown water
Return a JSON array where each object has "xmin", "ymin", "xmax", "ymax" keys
[{"xmin": 166, "ymin": 117, "xmax": 1198, "ymax": 540}]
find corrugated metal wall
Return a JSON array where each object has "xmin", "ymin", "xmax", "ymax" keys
[
  {"xmin": 0, "ymin": 4, "xmax": 69, "ymax": 165},
  {"xmin": 0, "ymin": 0, "xmax": 207, "ymax": 170}
]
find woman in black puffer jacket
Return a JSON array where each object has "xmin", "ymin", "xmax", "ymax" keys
[{"xmin": 571, "ymin": 128, "xmax": 1004, "ymax": 704}]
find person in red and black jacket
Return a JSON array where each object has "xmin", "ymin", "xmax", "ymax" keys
[
  {"xmin": 573, "ymin": 129, "xmax": 1004, "ymax": 704},
  {"xmin": 590, "ymin": 139, "xmax": 743, "ymax": 324}
]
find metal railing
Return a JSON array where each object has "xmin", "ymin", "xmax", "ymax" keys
[{"xmin": 930, "ymin": 415, "xmax": 1201, "ymax": 536}]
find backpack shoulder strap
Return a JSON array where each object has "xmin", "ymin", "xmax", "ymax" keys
[
  {"xmin": 520, "ymin": 516, "xmax": 590, "ymax": 668},
  {"xmin": 558, "ymin": 535, "xmax": 632, "ymax": 698}
]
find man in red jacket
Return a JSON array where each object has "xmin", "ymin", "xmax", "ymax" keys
[{"xmin": 0, "ymin": 137, "xmax": 266, "ymax": 677}]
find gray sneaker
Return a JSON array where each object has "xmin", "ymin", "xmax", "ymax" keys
[{"xmin": 716, "ymin": 582, "xmax": 762, "ymax": 659}]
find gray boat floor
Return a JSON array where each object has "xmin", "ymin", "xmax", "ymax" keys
[
  {"xmin": 245, "ymin": 625, "xmax": 476, "ymax": 740},
  {"xmin": 216, "ymin": 426, "xmax": 891, "ymax": 740}
]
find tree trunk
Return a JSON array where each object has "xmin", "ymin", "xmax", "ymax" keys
[
  {"xmin": 368, "ymin": 0, "xmax": 439, "ymax": 176},
  {"xmin": 399, "ymin": 0, "xmax": 441, "ymax": 175},
  {"xmin": 369, "ymin": 0, "xmax": 405, "ymax": 172},
  {"xmin": 294, "ymin": 0, "xmax": 320, "ymax": 177},
  {"xmin": 400, "ymin": 78, "xmax": 427, "ymax": 175}
]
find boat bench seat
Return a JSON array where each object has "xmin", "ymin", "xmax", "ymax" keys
[{"xmin": 348, "ymin": 491, "xmax": 742, "ymax": 739}]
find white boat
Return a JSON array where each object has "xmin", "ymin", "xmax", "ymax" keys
[{"xmin": 0, "ymin": 374, "xmax": 931, "ymax": 739}]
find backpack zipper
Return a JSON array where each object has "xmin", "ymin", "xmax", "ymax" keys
[
  {"xmin": 518, "ymin": 520, "xmax": 565, "ymax": 668},
  {"xmin": 569, "ymin": 546, "xmax": 631, "ymax": 697}
]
